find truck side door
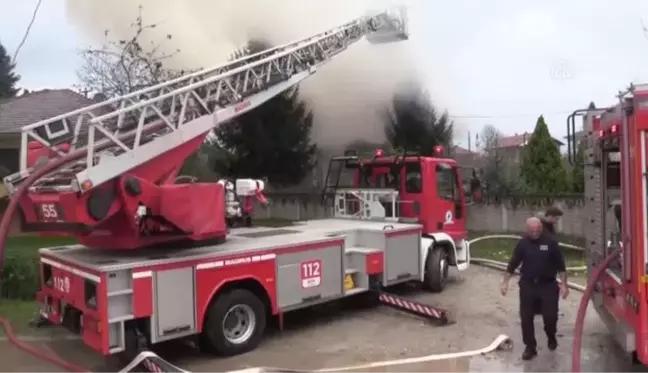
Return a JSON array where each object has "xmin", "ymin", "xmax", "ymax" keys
[
  {"xmin": 399, "ymin": 162, "xmax": 423, "ymax": 218},
  {"xmin": 434, "ymin": 163, "xmax": 466, "ymax": 240}
]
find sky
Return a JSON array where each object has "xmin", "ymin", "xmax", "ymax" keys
[{"xmin": 3, "ymin": 0, "xmax": 648, "ymax": 149}]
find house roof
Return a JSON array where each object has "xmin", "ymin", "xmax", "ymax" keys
[
  {"xmin": 0, "ymin": 89, "xmax": 97, "ymax": 134},
  {"xmin": 494, "ymin": 132, "xmax": 565, "ymax": 148},
  {"xmin": 452, "ymin": 146, "xmax": 476, "ymax": 155},
  {"xmin": 563, "ymin": 130, "xmax": 585, "ymax": 140}
]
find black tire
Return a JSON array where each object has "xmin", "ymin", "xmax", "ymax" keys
[
  {"xmin": 424, "ymin": 246, "xmax": 449, "ymax": 293},
  {"xmin": 200, "ymin": 289, "xmax": 266, "ymax": 356}
]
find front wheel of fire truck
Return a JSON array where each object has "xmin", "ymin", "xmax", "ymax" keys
[
  {"xmin": 200, "ymin": 289, "xmax": 267, "ymax": 356},
  {"xmin": 424, "ymin": 246, "xmax": 449, "ymax": 293}
]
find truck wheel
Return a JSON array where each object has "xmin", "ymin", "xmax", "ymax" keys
[
  {"xmin": 425, "ymin": 246, "xmax": 448, "ymax": 293},
  {"xmin": 200, "ymin": 289, "xmax": 266, "ymax": 356}
]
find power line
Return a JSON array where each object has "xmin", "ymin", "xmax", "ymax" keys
[
  {"xmin": 12, "ymin": 0, "xmax": 43, "ymax": 64},
  {"xmin": 449, "ymin": 110, "xmax": 574, "ymax": 119}
]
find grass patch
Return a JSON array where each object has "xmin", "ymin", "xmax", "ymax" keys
[
  {"xmin": 469, "ymin": 233, "xmax": 587, "ymax": 277},
  {"xmin": 0, "ymin": 299, "xmax": 40, "ymax": 335},
  {"xmin": 5, "ymin": 235, "xmax": 75, "ymax": 257},
  {"xmin": 1, "ymin": 235, "xmax": 76, "ymax": 301}
]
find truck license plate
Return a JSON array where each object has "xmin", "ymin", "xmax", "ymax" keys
[{"xmin": 344, "ymin": 274, "xmax": 355, "ymax": 290}]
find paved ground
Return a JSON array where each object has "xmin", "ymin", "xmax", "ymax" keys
[{"xmin": 2, "ymin": 265, "xmax": 646, "ymax": 372}]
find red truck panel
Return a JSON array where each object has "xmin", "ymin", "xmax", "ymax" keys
[
  {"xmin": 132, "ymin": 271, "xmax": 153, "ymax": 318},
  {"xmin": 366, "ymin": 252, "xmax": 383, "ymax": 275}
]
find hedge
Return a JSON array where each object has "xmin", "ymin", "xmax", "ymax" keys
[
  {"xmin": 1, "ymin": 252, "xmax": 39, "ymax": 300},
  {"xmin": 0, "ymin": 235, "xmax": 75, "ymax": 300}
]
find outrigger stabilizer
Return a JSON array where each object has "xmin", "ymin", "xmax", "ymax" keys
[{"xmin": 369, "ymin": 279, "xmax": 451, "ymax": 325}]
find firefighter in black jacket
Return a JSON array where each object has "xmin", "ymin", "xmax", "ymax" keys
[
  {"xmin": 500, "ymin": 217, "xmax": 569, "ymax": 361},
  {"xmin": 536, "ymin": 206, "xmax": 563, "ymax": 238}
]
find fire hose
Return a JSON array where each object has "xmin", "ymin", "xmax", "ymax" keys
[{"xmin": 0, "ymin": 189, "xmax": 605, "ymax": 373}]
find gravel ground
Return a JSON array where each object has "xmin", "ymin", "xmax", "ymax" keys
[{"xmin": 2, "ymin": 265, "xmax": 646, "ymax": 372}]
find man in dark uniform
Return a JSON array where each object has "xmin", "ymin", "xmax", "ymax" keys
[
  {"xmin": 500, "ymin": 217, "xmax": 569, "ymax": 360},
  {"xmin": 536, "ymin": 206, "xmax": 563, "ymax": 238}
]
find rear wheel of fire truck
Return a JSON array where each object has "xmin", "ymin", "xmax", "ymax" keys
[
  {"xmin": 200, "ymin": 288, "xmax": 267, "ymax": 356},
  {"xmin": 424, "ymin": 246, "xmax": 448, "ymax": 293}
]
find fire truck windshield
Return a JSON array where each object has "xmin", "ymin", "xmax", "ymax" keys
[{"xmin": 436, "ymin": 163, "xmax": 458, "ymax": 202}]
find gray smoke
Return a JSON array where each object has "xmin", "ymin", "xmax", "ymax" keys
[{"xmin": 65, "ymin": 0, "xmax": 417, "ymax": 149}]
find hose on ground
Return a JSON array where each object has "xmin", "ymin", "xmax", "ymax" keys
[
  {"xmin": 0, "ymin": 315, "xmax": 88, "ymax": 372},
  {"xmin": 468, "ymin": 234, "xmax": 585, "ymax": 252}
]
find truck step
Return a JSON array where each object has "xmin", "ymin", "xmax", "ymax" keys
[
  {"xmin": 345, "ymin": 246, "xmax": 382, "ymax": 254},
  {"xmin": 345, "ymin": 287, "xmax": 368, "ymax": 296},
  {"xmin": 377, "ymin": 292, "xmax": 450, "ymax": 325},
  {"xmin": 345, "ymin": 268, "xmax": 359, "ymax": 275},
  {"xmin": 107, "ymin": 289, "xmax": 133, "ymax": 297}
]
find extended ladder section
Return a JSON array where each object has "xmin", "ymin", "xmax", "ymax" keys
[{"xmin": 3, "ymin": 7, "xmax": 408, "ymax": 195}]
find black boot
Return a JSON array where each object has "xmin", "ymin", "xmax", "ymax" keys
[
  {"xmin": 548, "ymin": 336, "xmax": 558, "ymax": 351},
  {"xmin": 522, "ymin": 346, "xmax": 537, "ymax": 361}
]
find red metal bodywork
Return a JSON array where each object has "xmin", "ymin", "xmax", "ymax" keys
[{"xmin": 20, "ymin": 135, "xmax": 227, "ymax": 250}]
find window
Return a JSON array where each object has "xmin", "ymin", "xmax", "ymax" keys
[
  {"xmin": 404, "ymin": 163, "xmax": 422, "ymax": 193},
  {"xmin": 436, "ymin": 163, "xmax": 458, "ymax": 201}
]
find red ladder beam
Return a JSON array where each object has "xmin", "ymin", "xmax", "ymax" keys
[{"xmin": 377, "ymin": 293, "xmax": 450, "ymax": 325}]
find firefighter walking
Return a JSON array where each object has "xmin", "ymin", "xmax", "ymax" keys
[{"xmin": 500, "ymin": 217, "xmax": 569, "ymax": 360}]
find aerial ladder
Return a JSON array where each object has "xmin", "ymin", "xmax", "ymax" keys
[{"xmin": 0, "ymin": 7, "xmax": 409, "ymax": 252}]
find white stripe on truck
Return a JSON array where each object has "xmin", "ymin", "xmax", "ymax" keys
[{"xmin": 41, "ymin": 257, "xmax": 101, "ymax": 283}]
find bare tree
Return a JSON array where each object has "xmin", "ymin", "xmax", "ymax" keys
[
  {"xmin": 75, "ymin": 5, "xmax": 188, "ymax": 98},
  {"xmin": 479, "ymin": 124, "xmax": 517, "ymax": 196}
]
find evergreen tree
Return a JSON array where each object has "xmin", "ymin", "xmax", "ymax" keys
[
  {"xmin": 571, "ymin": 139, "xmax": 585, "ymax": 193},
  {"xmin": 519, "ymin": 115, "xmax": 569, "ymax": 193},
  {"xmin": 384, "ymin": 81, "xmax": 453, "ymax": 155},
  {"xmin": 0, "ymin": 41, "xmax": 20, "ymax": 99},
  {"xmin": 212, "ymin": 40, "xmax": 317, "ymax": 187}
]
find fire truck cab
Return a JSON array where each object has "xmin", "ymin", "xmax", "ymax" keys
[
  {"xmin": 567, "ymin": 83, "xmax": 648, "ymax": 364},
  {"xmin": 323, "ymin": 146, "xmax": 470, "ymax": 290}
]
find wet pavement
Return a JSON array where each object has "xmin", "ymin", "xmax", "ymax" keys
[{"xmin": 3, "ymin": 265, "xmax": 647, "ymax": 372}]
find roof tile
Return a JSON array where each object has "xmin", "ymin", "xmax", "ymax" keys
[{"xmin": 0, "ymin": 89, "xmax": 97, "ymax": 134}]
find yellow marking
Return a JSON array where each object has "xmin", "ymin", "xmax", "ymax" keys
[{"xmin": 344, "ymin": 274, "xmax": 355, "ymax": 291}]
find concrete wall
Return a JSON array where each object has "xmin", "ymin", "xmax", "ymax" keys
[{"xmin": 255, "ymin": 193, "xmax": 587, "ymax": 237}]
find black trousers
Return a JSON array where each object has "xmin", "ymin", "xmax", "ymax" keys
[{"xmin": 519, "ymin": 279, "xmax": 559, "ymax": 349}]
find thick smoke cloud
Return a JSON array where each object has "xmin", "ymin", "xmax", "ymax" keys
[{"xmin": 65, "ymin": 0, "xmax": 417, "ymax": 149}]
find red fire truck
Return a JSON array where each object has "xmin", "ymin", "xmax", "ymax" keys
[
  {"xmin": 566, "ymin": 83, "xmax": 648, "ymax": 365},
  {"xmin": 0, "ymin": 6, "xmax": 472, "ymax": 360}
]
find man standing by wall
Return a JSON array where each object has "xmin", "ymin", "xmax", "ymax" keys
[
  {"xmin": 536, "ymin": 206, "xmax": 563, "ymax": 238},
  {"xmin": 500, "ymin": 217, "xmax": 569, "ymax": 360}
]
